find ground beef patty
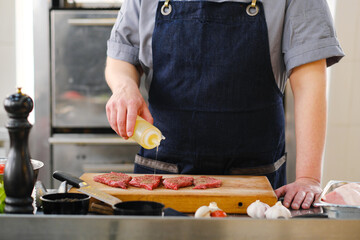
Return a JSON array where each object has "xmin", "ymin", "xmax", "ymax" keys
[
  {"xmin": 193, "ymin": 176, "xmax": 222, "ymax": 189},
  {"xmin": 93, "ymin": 172, "xmax": 132, "ymax": 189},
  {"xmin": 129, "ymin": 175, "xmax": 163, "ymax": 190},
  {"xmin": 163, "ymin": 176, "xmax": 194, "ymax": 190}
]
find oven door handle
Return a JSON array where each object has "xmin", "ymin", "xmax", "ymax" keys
[
  {"xmin": 82, "ymin": 163, "xmax": 135, "ymax": 173},
  {"xmin": 49, "ymin": 137, "xmax": 137, "ymax": 145},
  {"xmin": 67, "ymin": 18, "xmax": 117, "ymax": 26}
]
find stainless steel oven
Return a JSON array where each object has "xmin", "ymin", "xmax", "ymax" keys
[
  {"xmin": 51, "ymin": 9, "xmax": 117, "ymax": 128},
  {"xmin": 49, "ymin": 9, "xmax": 146, "ymax": 187},
  {"xmin": 50, "ymin": 134, "xmax": 139, "ymax": 175}
]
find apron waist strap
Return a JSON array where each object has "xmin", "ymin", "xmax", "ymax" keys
[
  {"xmin": 229, "ymin": 154, "xmax": 286, "ymax": 175},
  {"xmin": 135, "ymin": 154, "xmax": 286, "ymax": 175},
  {"xmin": 135, "ymin": 154, "xmax": 179, "ymax": 173}
]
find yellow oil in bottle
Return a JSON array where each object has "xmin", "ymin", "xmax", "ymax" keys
[{"xmin": 130, "ymin": 116, "xmax": 165, "ymax": 150}]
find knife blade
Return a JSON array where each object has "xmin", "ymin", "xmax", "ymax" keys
[{"xmin": 53, "ymin": 171, "xmax": 122, "ymax": 207}]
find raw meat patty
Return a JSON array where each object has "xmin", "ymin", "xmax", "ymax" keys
[
  {"xmin": 93, "ymin": 172, "xmax": 132, "ymax": 189},
  {"xmin": 129, "ymin": 175, "xmax": 163, "ymax": 190},
  {"xmin": 322, "ymin": 182, "xmax": 360, "ymax": 206},
  {"xmin": 193, "ymin": 176, "xmax": 222, "ymax": 189},
  {"xmin": 163, "ymin": 176, "xmax": 194, "ymax": 190}
]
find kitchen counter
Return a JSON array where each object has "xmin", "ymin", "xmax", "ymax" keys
[{"xmin": 1, "ymin": 213, "xmax": 359, "ymax": 240}]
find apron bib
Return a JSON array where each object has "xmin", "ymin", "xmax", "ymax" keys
[{"xmin": 135, "ymin": 0, "xmax": 286, "ymax": 189}]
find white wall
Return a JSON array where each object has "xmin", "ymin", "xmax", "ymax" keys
[
  {"xmin": 0, "ymin": 0, "xmax": 16, "ymax": 127},
  {"xmin": 15, "ymin": 0, "xmax": 35, "ymax": 123},
  {"xmin": 323, "ymin": 0, "xmax": 360, "ymax": 185}
]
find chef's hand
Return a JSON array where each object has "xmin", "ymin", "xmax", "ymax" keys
[
  {"xmin": 275, "ymin": 178, "xmax": 322, "ymax": 210},
  {"xmin": 105, "ymin": 57, "xmax": 153, "ymax": 139},
  {"xmin": 106, "ymin": 87, "xmax": 152, "ymax": 140}
]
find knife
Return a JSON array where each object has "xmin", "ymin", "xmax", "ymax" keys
[
  {"xmin": 53, "ymin": 171, "xmax": 122, "ymax": 207},
  {"xmin": 292, "ymin": 213, "xmax": 328, "ymax": 218}
]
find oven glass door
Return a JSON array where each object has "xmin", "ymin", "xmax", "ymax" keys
[{"xmin": 51, "ymin": 10, "xmax": 118, "ymax": 127}]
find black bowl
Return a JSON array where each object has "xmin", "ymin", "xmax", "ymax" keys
[
  {"xmin": 0, "ymin": 158, "xmax": 44, "ymax": 185},
  {"xmin": 40, "ymin": 193, "xmax": 90, "ymax": 215},
  {"xmin": 114, "ymin": 201, "xmax": 164, "ymax": 216}
]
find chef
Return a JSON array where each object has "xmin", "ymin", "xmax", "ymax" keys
[{"xmin": 105, "ymin": 0, "xmax": 344, "ymax": 209}]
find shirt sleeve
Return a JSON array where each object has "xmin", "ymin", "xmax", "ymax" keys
[
  {"xmin": 107, "ymin": 0, "xmax": 141, "ymax": 65},
  {"xmin": 282, "ymin": 0, "xmax": 345, "ymax": 77}
]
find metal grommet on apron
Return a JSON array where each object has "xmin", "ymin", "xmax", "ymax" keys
[
  {"xmin": 161, "ymin": 0, "xmax": 172, "ymax": 16},
  {"xmin": 246, "ymin": 0, "xmax": 259, "ymax": 16}
]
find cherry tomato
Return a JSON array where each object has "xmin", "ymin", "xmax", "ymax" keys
[
  {"xmin": 0, "ymin": 164, "xmax": 4, "ymax": 174},
  {"xmin": 211, "ymin": 210, "xmax": 227, "ymax": 217}
]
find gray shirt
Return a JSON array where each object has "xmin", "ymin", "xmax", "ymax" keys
[{"xmin": 107, "ymin": 0, "xmax": 344, "ymax": 93}]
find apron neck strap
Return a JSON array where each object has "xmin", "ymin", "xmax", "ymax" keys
[{"xmin": 251, "ymin": 0, "xmax": 257, "ymax": 8}]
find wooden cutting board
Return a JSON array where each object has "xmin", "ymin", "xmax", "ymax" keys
[{"xmin": 73, "ymin": 173, "xmax": 277, "ymax": 214}]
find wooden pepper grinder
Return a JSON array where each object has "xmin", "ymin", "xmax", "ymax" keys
[{"xmin": 3, "ymin": 87, "xmax": 35, "ymax": 214}]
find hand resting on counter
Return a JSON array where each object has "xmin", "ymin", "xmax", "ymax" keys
[{"xmin": 275, "ymin": 178, "xmax": 322, "ymax": 210}]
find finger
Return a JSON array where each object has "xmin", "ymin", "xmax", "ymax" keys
[
  {"xmin": 313, "ymin": 193, "xmax": 322, "ymax": 206},
  {"xmin": 106, "ymin": 102, "xmax": 111, "ymax": 126},
  {"xmin": 126, "ymin": 105, "xmax": 138, "ymax": 138},
  {"xmin": 107, "ymin": 103, "xmax": 119, "ymax": 135},
  {"xmin": 291, "ymin": 191, "xmax": 306, "ymax": 210},
  {"xmin": 117, "ymin": 106, "xmax": 127, "ymax": 139},
  {"xmin": 140, "ymin": 106, "xmax": 153, "ymax": 125},
  {"xmin": 275, "ymin": 186, "xmax": 286, "ymax": 199},
  {"xmin": 282, "ymin": 189, "xmax": 297, "ymax": 208},
  {"xmin": 301, "ymin": 192, "xmax": 315, "ymax": 209}
]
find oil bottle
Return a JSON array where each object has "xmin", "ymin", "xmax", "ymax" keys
[{"xmin": 130, "ymin": 116, "xmax": 164, "ymax": 149}]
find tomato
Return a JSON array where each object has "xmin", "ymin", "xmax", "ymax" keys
[
  {"xmin": 0, "ymin": 164, "xmax": 4, "ymax": 174},
  {"xmin": 210, "ymin": 210, "xmax": 227, "ymax": 218}
]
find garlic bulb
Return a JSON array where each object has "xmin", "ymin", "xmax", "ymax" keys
[
  {"xmin": 208, "ymin": 202, "xmax": 221, "ymax": 212},
  {"xmin": 265, "ymin": 201, "xmax": 291, "ymax": 219},
  {"xmin": 195, "ymin": 206, "xmax": 211, "ymax": 218},
  {"xmin": 246, "ymin": 200, "xmax": 270, "ymax": 219}
]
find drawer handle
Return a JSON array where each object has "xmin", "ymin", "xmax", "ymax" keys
[
  {"xmin": 49, "ymin": 137, "xmax": 137, "ymax": 145},
  {"xmin": 82, "ymin": 163, "xmax": 134, "ymax": 173},
  {"xmin": 68, "ymin": 18, "xmax": 117, "ymax": 26}
]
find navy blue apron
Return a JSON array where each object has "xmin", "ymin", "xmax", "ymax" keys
[{"xmin": 134, "ymin": 0, "xmax": 286, "ymax": 189}]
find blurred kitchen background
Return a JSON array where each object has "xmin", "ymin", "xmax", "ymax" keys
[{"xmin": 0, "ymin": 0, "xmax": 359, "ymax": 188}]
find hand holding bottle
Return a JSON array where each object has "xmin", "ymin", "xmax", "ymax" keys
[{"xmin": 105, "ymin": 58, "xmax": 153, "ymax": 139}]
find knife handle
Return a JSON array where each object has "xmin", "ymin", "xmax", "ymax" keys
[{"xmin": 53, "ymin": 171, "xmax": 83, "ymax": 188}]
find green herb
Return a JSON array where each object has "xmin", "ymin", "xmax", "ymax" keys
[{"xmin": 0, "ymin": 182, "xmax": 5, "ymax": 213}]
